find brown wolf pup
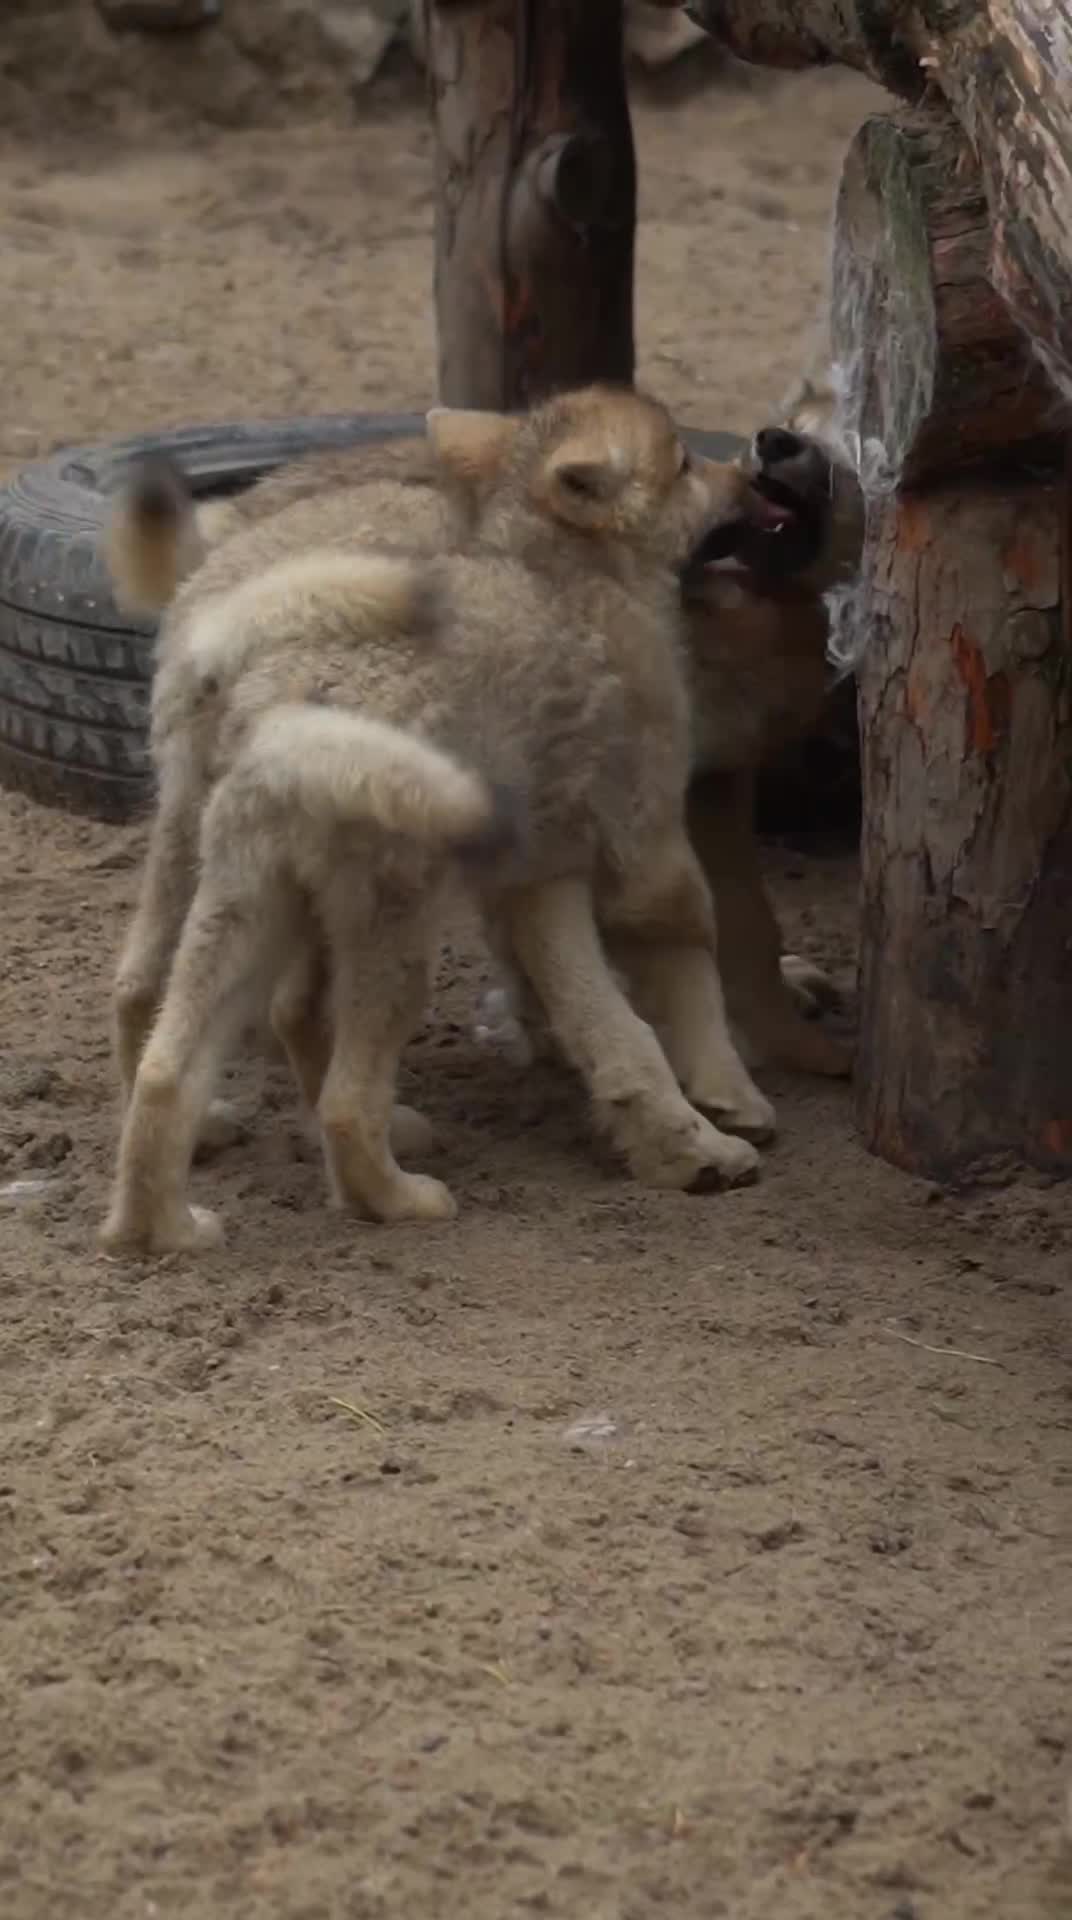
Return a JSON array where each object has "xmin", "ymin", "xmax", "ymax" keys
[
  {"xmin": 103, "ymin": 385, "xmax": 784, "ymax": 1254},
  {"xmin": 684, "ymin": 407, "xmax": 863, "ymax": 1078}
]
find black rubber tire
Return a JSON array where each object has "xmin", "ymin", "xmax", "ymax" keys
[
  {"xmin": 0, "ymin": 411, "xmax": 424, "ymax": 822},
  {"xmin": 0, "ymin": 413, "xmax": 746, "ymax": 824}
]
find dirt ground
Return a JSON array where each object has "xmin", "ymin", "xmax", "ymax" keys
[{"xmin": 1, "ymin": 10, "xmax": 1070, "ymax": 1919}]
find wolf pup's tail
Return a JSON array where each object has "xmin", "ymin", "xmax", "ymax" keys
[
  {"xmin": 106, "ymin": 453, "xmax": 205, "ymax": 617},
  {"xmin": 243, "ymin": 701, "xmax": 522, "ymax": 862}
]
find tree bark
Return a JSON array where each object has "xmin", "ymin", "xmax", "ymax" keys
[
  {"xmin": 671, "ymin": 0, "xmax": 926, "ymax": 90},
  {"xmin": 830, "ymin": 110, "xmax": 1058, "ymax": 488},
  {"xmin": 425, "ymin": 0, "xmax": 636, "ymax": 409},
  {"xmin": 855, "ymin": 476, "xmax": 1072, "ymax": 1178},
  {"xmin": 638, "ymin": 18, "xmax": 1072, "ymax": 1173},
  {"xmin": 683, "ymin": 0, "xmax": 1072, "ymax": 387},
  {"xmin": 833, "ymin": 113, "xmax": 1072, "ymax": 1177}
]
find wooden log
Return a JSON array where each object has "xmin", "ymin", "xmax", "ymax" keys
[
  {"xmin": 830, "ymin": 110, "xmax": 1059, "ymax": 487},
  {"xmin": 906, "ymin": 0, "xmax": 1072, "ymax": 398},
  {"xmin": 683, "ymin": 0, "xmax": 1072, "ymax": 386},
  {"xmin": 855, "ymin": 476, "xmax": 1072, "ymax": 1177},
  {"xmin": 425, "ymin": 0, "xmax": 636, "ymax": 409},
  {"xmin": 669, "ymin": 0, "xmax": 924, "ymax": 91},
  {"xmin": 830, "ymin": 113, "xmax": 1072, "ymax": 1177}
]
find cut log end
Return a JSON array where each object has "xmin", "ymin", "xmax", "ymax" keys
[{"xmin": 831, "ymin": 110, "xmax": 1059, "ymax": 491}]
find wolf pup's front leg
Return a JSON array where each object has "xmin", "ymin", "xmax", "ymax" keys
[
  {"xmin": 507, "ymin": 876, "xmax": 760, "ymax": 1191},
  {"xmin": 602, "ymin": 831, "xmax": 778, "ymax": 1140}
]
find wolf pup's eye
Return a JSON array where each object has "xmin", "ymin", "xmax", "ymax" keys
[{"xmin": 678, "ymin": 447, "xmax": 692, "ymax": 476}]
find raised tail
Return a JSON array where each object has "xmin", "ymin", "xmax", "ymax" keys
[
  {"xmin": 106, "ymin": 453, "xmax": 205, "ymax": 617},
  {"xmin": 243, "ymin": 702, "xmax": 522, "ymax": 861}
]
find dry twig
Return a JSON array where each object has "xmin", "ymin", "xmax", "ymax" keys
[{"xmin": 881, "ymin": 1325, "xmax": 1002, "ymax": 1368}]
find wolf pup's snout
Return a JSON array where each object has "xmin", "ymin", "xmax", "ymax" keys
[{"xmin": 753, "ymin": 427, "xmax": 805, "ymax": 466}]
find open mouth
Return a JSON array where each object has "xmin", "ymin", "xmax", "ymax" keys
[
  {"xmin": 683, "ymin": 460, "xmax": 826, "ymax": 587},
  {"xmin": 747, "ymin": 470, "xmax": 806, "ymax": 532},
  {"xmin": 681, "ymin": 473, "xmax": 805, "ymax": 582}
]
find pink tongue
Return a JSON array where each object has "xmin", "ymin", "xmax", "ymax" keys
[{"xmin": 749, "ymin": 492, "xmax": 793, "ymax": 530}]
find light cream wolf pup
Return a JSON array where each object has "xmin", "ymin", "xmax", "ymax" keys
[
  {"xmin": 116, "ymin": 383, "xmax": 861, "ymax": 1083},
  {"xmin": 104, "ymin": 385, "xmax": 783, "ymax": 1254}
]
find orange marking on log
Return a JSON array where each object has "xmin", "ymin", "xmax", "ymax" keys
[
  {"xmin": 950, "ymin": 623, "xmax": 1001, "ymax": 754},
  {"xmin": 895, "ymin": 497, "xmax": 931, "ymax": 554},
  {"xmin": 1042, "ymin": 1119, "xmax": 1072, "ymax": 1157},
  {"xmin": 905, "ymin": 659, "xmax": 928, "ymax": 727}
]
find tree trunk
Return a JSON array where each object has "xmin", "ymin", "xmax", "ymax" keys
[
  {"xmin": 682, "ymin": 0, "xmax": 1072, "ymax": 388},
  {"xmin": 855, "ymin": 477, "xmax": 1072, "ymax": 1177},
  {"xmin": 828, "ymin": 109, "xmax": 1072, "ymax": 1177},
  {"xmin": 425, "ymin": 0, "xmax": 636, "ymax": 409}
]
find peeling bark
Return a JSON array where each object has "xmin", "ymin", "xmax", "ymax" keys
[
  {"xmin": 425, "ymin": 0, "xmax": 635, "ymax": 408},
  {"xmin": 856, "ymin": 477, "xmax": 1072, "ymax": 1176},
  {"xmin": 826, "ymin": 95, "xmax": 1072, "ymax": 1174}
]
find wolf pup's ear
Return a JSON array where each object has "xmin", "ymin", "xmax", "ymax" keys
[
  {"xmin": 425, "ymin": 408, "xmax": 517, "ymax": 484},
  {"xmin": 544, "ymin": 438, "xmax": 628, "ymax": 521}
]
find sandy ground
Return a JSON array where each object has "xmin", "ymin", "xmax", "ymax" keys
[{"xmin": 1, "ymin": 11, "xmax": 1070, "ymax": 1919}]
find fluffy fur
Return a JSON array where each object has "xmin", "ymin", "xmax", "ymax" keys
[
  {"xmin": 131, "ymin": 377, "xmax": 862, "ymax": 1079},
  {"xmin": 104, "ymin": 385, "xmax": 779, "ymax": 1254}
]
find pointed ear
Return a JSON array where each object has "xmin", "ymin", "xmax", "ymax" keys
[
  {"xmin": 425, "ymin": 407, "xmax": 517, "ymax": 485},
  {"xmin": 545, "ymin": 438, "xmax": 628, "ymax": 514}
]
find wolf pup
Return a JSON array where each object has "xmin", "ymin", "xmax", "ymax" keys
[
  {"xmin": 103, "ymin": 385, "xmax": 782, "ymax": 1254},
  {"xmin": 683, "ymin": 401, "xmax": 864, "ymax": 1079},
  {"xmin": 107, "ymin": 389, "xmax": 862, "ymax": 1149}
]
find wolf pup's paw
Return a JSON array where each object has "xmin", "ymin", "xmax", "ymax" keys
[
  {"xmin": 689, "ymin": 1075, "xmax": 776, "ymax": 1144},
  {"xmin": 780, "ymin": 953, "xmax": 844, "ymax": 1016},
  {"xmin": 374, "ymin": 1173, "xmax": 458, "ymax": 1224},
  {"xmin": 100, "ymin": 1200, "xmax": 224, "ymax": 1257},
  {"xmin": 629, "ymin": 1111, "xmax": 761, "ymax": 1192}
]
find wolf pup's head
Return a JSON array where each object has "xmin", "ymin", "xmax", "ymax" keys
[
  {"xmin": 742, "ymin": 421, "xmax": 864, "ymax": 595},
  {"xmin": 425, "ymin": 384, "xmax": 762, "ymax": 583}
]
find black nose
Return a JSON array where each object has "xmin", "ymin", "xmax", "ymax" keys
[{"xmin": 755, "ymin": 427, "xmax": 804, "ymax": 465}]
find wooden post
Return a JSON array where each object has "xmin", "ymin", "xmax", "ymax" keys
[
  {"xmin": 683, "ymin": 0, "xmax": 1072, "ymax": 386},
  {"xmin": 831, "ymin": 111, "xmax": 1072, "ymax": 1177},
  {"xmin": 424, "ymin": 0, "xmax": 636, "ymax": 408}
]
